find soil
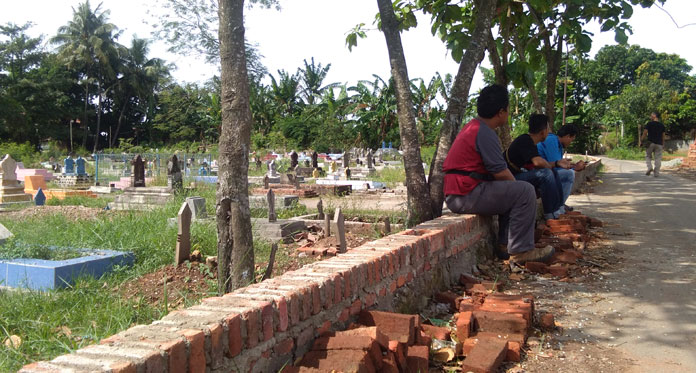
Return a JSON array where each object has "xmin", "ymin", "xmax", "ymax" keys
[{"xmin": 0, "ymin": 205, "xmax": 109, "ymax": 220}]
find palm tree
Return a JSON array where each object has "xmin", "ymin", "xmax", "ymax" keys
[
  {"xmin": 111, "ymin": 37, "xmax": 170, "ymax": 147},
  {"xmin": 52, "ymin": 0, "xmax": 121, "ymax": 152}
]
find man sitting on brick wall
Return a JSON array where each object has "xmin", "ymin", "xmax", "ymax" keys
[
  {"xmin": 537, "ymin": 123, "xmax": 585, "ymax": 212},
  {"xmin": 443, "ymin": 85, "xmax": 555, "ymax": 265},
  {"xmin": 504, "ymin": 114, "xmax": 565, "ymax": 220}
]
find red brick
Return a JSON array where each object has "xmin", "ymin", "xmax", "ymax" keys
[
  {"xmin": 312, "ymin": 335, "xmax": 382, "ymax": 369},
  {"xmin": 396, "ymin": 275, "xmax": 407, "ymax": 287},
  {"xmin": 338, "ymin": 307, "xmax": 350, "ymax": 322},
  {"xmin": 365, "ymin": 292, "xmax": 377, "ymax": 308},
  {"xmin": 473, "ymin": 310, "xmax": 528, "ymax": 334},
  {"xmin": 461, "ymin": 336, "xmax": 507, "ymax": 373},
  {"xmin": 406, "ymin": 345, "xmax": 429, "ymax": 373},
  {"xmin": 389, "ymin": 280, "xmax": 397, "ymax": 293},
  {"xmin": 359, "ymin": 310, "xmax": 416, "ymax": 345},
  {"xmin": 333, "ymin": 274, "xmax": 343, "ymax": 305},
  {"xmin": 296, "ymin": 326, "xmax": 315, "ymax": 349},
  {"xmin": 551, "ymin": 251, "xmax": 578, "ymax": 265},
  {"xmin": 343, "ymin": 270, "xmax": 352, "ymax": 299},
  {"xmin": 478, "ymin": 294, "xmax": 534, "ymax": 323},
  {"xmin": 317, "ymin": 320, "xmax": 332, "ymax": 336},
  {"xmin": 459, "ymin": 298, "xmax": 474, "ymax": 313},
  {"xmin": 226, "ymin": 314, "xmax": 242, "ymax": 357},
  {"xmin": 276, "ymin": 296, "xmax": 289, "ymax": 332},
  {"xmin": 274, "ymin": 338, "xmax": 295, "ymax": 356},
  {"xmin": 421, "ymin": 324, "xmax": 450, "ymax": 341},
  {"xmin": 310, "ymin": 283, "xmax": 321, "ymax": 315},
  {"xmin": 462, "ymin": 337, "xmax": 478, "ymax": 355},
  {"xmin": 406, "ymin": 271, "xmax": 414, "ymax": 283},
  {"xmin": 179, "ymin": 329, "xmax": 205, "ymax": 373},
  {"xmin": 456, "ymin": 311, "xmax": 473, "ymax": 340},
  {"xmin": 207, "ymin": 323, "xmax": 224, "ymax": 367},
  {"xmin": 416, "ymin": 329, "xmax": 432, "ymax": 347},
  {"xmin": 389, "ymin": 340, "xmax": 407, "ymax": 372},
  {"xmin": 381, "ymin": 351, "xmax": 400, "ymax": 373},
  {"xmin": 330, "ymin": 326, "xmax": 389, "ymax": 350},
  {"xmin": 525, "ymin": 261, "xmax": 550, "ymax": 274},
  {"xmin": 296, "ymin": 349, "xmax": 376, "ymax": 372},
  {"xmin": 246, "ymin": 309, "xmax": 260, "ymax": 348},
  {"xmin": 350, "ymin": 299, "xmax": 362, "ymax": 316},
  {"xmin": 589, "ymin": 218, "xmax": 603, "ymax": 227},
  {"xmin": 465, "ymin": 283, "xmax": 489, "ymax": 295},
  {"xmin": 379, "ymin": 287, "xmax": 387, "ymax": 297},
  {"xmin": 435, "ymin": 291, "xmax": 461, "ymax": 311},
  {"xmin": 473, "ymin": 332, "xmax": 525, "ymax": 362},
  {"xmin": 549, "ymin": 264, "xmax": 569, "ymax": 278}
]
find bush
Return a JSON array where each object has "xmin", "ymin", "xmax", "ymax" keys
[
  {"xmin": 606, "ymin": 146, "xmax": 645, "ymax": 160},
  {"xmin": 0, "ymin": 142, "xmax": 40, "ymax": 167}
]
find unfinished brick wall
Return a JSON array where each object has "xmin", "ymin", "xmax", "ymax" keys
[{"xmin": 20, "ymin": 213, "xmax": 491, "ymax": 373}]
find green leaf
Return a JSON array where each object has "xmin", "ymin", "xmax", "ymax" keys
[{"xmin": 614, "ymin": 29, "xmax": 628, "ymax": 44}]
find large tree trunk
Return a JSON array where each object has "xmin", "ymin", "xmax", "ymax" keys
[
  {"xmin": 376, "ymin": 0, "xmax": 433, "ymax": 225},
  {"xmin": 544, "ymin": 36, "xmax": 563, "ymax": 128},
  {"xmin": 217, "ymin": 0, "xmax": 254, "ymax": 293},
  {"xmin": 428, "ymin": 0, "xmax": 497, "ymax": 217},
  {"xmin": 111, "ymin": 100, "xmax": 128, "ymax": 148},
  {"xmin": 82, "ymin": 84, "xmax": 89, "ymax": 149},
  {"xmin": 93, "ymin": 81, "xmax": 102, "ymax": 153}
]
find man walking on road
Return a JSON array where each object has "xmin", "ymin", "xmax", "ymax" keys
[{"xmin": 641, "ymin": 112, "xmax": 665, "ymax": 177}]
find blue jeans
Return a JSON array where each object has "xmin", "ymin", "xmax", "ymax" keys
[
  {"xmin": 555, "ymin": 168, "xmax": 574, "ymax": 205},
  {"xmin": 514, "ymin": 168, "xmax": 563, "ymax": 216}
]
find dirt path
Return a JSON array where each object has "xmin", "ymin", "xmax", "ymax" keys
[{"xmin": 549, "ymin": 158, "xmax": 696, "ymax": 372}]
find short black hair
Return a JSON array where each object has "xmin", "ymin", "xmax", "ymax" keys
[
  {"xmin": 651, "ymin": 111, "xmax": 661, "ymax": 120},
  {"xmin": 557, "ymin": 124, "xmax": 579, "ymax": 138},
  {"xmin": 477, "ymin": 84, "xmax": 509, "ymax": 118},
  {"xmin": 528, "ymin": 114, "xmax": 549, "ymax": 134}
]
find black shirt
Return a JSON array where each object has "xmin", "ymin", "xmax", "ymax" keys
[
  {"xmin": 645, "ymin": 121, "xmax": 665, "ymax": 145},
  {"xmin": 505, "ymin": 134, "xmax": 539, "ymax": 174}
]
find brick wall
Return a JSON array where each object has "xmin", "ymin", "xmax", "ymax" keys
[{"xmin": 20, "ymin": 213, "xmax": 491, "ymax": 373}]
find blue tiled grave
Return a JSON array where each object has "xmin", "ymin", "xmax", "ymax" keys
[{"xmin": 0, "ymin": 248, "xmax": 134, "ymax": 290}]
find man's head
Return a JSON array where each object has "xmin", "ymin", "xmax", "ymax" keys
[
  {"xmin": 557, "ymin": 124, "xmax": 579, "ymax": 147},
  {"xmin": 650, "ymin": 112, "xmax": 660, "ymax": 121},
  {"xmin": 528, "ymin": 114, "xmax": 550, "ymax": 142},
  {"xmin": 477, "ymin": 84, "xmax": 509, "ymax": 128}
]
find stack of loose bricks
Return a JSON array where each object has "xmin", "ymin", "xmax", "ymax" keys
[
  {"xmin": 20, "ymin": 213, "xmax": 489, "ymax": 373},
  {"xmin": 683, "ymin": 142, "xmax": 696, "ymax": 168}
]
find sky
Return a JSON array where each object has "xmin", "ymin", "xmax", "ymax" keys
[{"xmin": 1, "ymin": 0, "xmax": 695, "ymax": 92}]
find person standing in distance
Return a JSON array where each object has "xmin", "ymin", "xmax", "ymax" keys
[{"xmin": 641, "ymin": 112, "xmax": 665, "ymax": 177}]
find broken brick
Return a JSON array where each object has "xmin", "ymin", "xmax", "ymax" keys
[
  {"xmin": 473, "ymin": 311, "xmax": 528, "ymax": 334},
  {"xmin": 455, "ymin": 311, "xmax": 474, "ymax": 341},
  {"xmin": 525, "ymin": 261, "xmax": 549, "ymax": 274},
  {"xmin": 435, "ymin": 291, "xmax": 461, "ymax": 311},
  {"xmin": 296, "ymin": 349, "xmax": 376, "ymax": 373},
  {"xmin": 416, "ymin": 330, "xmax": 432, "ymax": 347},
  {"xmin": 589, "ymin": 218, "xmax": 603, "ymax": 227},
  {"xmin": 548, "ymin": 264, "xmax": 569, "ymax": 278},
  {"xmin": 328, "ymin": 326, "xmax": 389, "ymax": 350},
  {"xmin": 460, "ymin": 336, "xmax": 507, "ymax": 373},
  {"xmin": 474, "ymin": 332, "xmax": 525, "ymax": 362},
  {"xmin": 421, "ymin": 324, "xmax": 450, "ymax": 341},
  {"xmin": 459, "ymin": 274, "xmax": 481, "ymax": 285},
  {"xmin": 389, "ymin": 340, "xmax": 407, "ymax": 372},
  {"xmin": 406, "ymin": 345, "xmax": 429, "ymax": 373},
  {"xmin": 551, "ymin": 251, "xmax": 578, "ymax": 265},
  {"xmin": 311, "ymin": 335, "xmax": 383, "ymax": 370},
  {"xmin": 381, "ymin": 351, "xmax": 400, "ymax": 373},
  {"xmin": 477, "ymin": 294, "xmax": 534, "ymax": 324},
  {"xmin": 540, "ymin": 313, "xmax": 555, "ymax": 330},
  {"xmin": 358, "ymin": 310, "xmax": 417, "ymax": 345}
]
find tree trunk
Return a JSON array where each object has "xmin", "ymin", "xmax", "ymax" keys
[
  {"xmin": 376, "ymin": 0, "xmax": 433, "ymax": 225},
  {"xmin": 428, "ymin": 0, "xmax": 497, "ymax": 217},
  {"xmin": 112, "ymin": 100, "xmax": 128, "ymax": 148},
  {"xmin": 82, "ymin": 84, "xmax": 89, "ymax": 150},
  {"xmin": 217, "ymin": 0, "xmax": 255, "ymax": 293},
  {"xmin": 93, "ymin": 81, "xmax": 102, "ymax": 153},
  {"xmin": 511, "ymin": 33, "xmax": 543, "ymax": 113},
  {"xmin": 544, "ymin": 36, "xmax": 563, "ymax": 128}
]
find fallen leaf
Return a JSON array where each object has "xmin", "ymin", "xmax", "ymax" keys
[
  {"xmin": 432, "ymin": 347, "xmax": 456, "ymax": 363},
  {"xmin": 4, "ymin": 335, "xmax": 21, "ymax": 348}
]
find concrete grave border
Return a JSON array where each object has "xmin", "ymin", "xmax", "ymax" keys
[{"xmin": 1, "ymin": 249, "xmax": 134, "ymax": 290}]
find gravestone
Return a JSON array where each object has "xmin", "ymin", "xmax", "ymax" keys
[
  {"xmin": 0, "ymin": 155, "xmax": 32, "ymax": 210},
  {"xmin": 263, "ymin": 175, "xmax": 270, "ymax": 189},
  {"xmin": 175, "ymin": 202, "xmax": 192, "ymax": 265},
  {"xmin": 267, "ymin": 159, "xmax": 279, "ymax": 178},
  {"xmin": 367, "ymin": 150, "xmax": 374, "ymax": 169},
  {"xmin": 345, "ymin": 168, "xmax": 351, "ymax": 180},
  {"xmin": 330, "ymin": 161, "xmax": 338, "ymax": 174},
  {"xmin": 382, "ymin": 216, "xmax": 391, "ymax": 234},
  {"xmin": 312, "ymin": 151, "xmax": 319, "ymax": 168},
  {"xmin": 312, "ymin": 168, "xmax": 320, "ymax": 178},
  {"xmin": 324, "ymin": 211, "xmax": 331, "ymax": 237},
  {"xmin": 34, "ymin": 188, "xmax": 46, "ymax": 206},
  {"xmin": 317, "ymin": 198, "xmax": 324, "ymax": 220},
  {"xmin": 342, "ymin": 152, "xmax": 349, "ymax": 168},
  {"xmin": 131, "ymin": 155, "xmax": 146, "ymax": 187},
  {"xmin": 75, "ymin": 157, "xmax": 87, "ymax": 176},
  {"xmin": 334, "ymin": 208, "xmax": 347, "ymax": 253},
  {"xmin": 267, "ymin": 189, "xmax": 277, "ymax": 222},
  {"xmin": 0, "ymin": 222, "xmax": 13, "ymax": 245},
  {"xmin": 63, "ymin": 156, "xmax": 75, "ymax": 174},
  {"xmin": 167, "ymin": 155, "xmax": 183, "ymax": 190},
  {"xmin": 256, "ymin": 158, "xmax": 262, "ymax": 171},
  {"xmin": 185, "ymin": 196, "xmax": 207, "ymax": 220},
  {"xmin": 290, "ymin": 151, "xmax": 299, "ymax": 169},
  {"xmin": 304, "ymin": 159, "xmax": 310, "ymax": 167}
]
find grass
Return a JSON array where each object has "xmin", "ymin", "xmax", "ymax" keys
[
  {"xmin": 0, "ymin": 240, "xmax": 84, "ymax": 261},
  {"xmin": 46, "ymin": 195, "xmax": 114, "ymax": 209},
  {"xmin": 372, "ymin": 166, "xmax": 406, "ymax": 188},
  {"xmin": 605, "ymin": 147, "xmax": 645, "ymax": 160},
  {"xmin": 0, "ymin": 181, "xmax": 322, "ymax": 371}
]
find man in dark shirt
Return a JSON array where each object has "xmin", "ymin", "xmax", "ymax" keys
[
  {"xmin": 505, "ymin": 114, "xmax": 565, "ymax": 220},
  {"xmin": 443, "ymin": 85, "xmax": 555, "ymax": 265},
  {"xmin": 641, "ymin": 111, "xmax": 666, "ymax": 177}
]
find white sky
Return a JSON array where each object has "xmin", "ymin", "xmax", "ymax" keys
[{"xmin": 1, "ymin": 0, "xmax": 695, "ymax": 92}]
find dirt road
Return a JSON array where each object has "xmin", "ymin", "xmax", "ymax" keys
[{"xmin": 563, "ymin": 158, "xmax": 696, "ymax": 371}]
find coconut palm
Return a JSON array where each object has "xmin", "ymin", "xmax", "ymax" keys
[{"xmin": 52, "ymin": 0, "xmax": 121, "ymax": 151}]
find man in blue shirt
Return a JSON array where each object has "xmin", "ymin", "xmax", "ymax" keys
[{"xmin": 537, "ymin": 124, "xmax": 585, "ymax": 211}]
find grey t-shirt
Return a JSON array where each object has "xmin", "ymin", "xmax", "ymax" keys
[{"xmin": 476, "ymin": 122, "xmax": 507, "ymax": 174}]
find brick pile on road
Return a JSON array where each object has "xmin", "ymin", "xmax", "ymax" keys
[
  {"xmin": 282, "ymin": 310, "xmax": 432, "ymax": 372},
  {"xmin": 524, "ymin": 211, "xmax": 603, "ymax": 278}
]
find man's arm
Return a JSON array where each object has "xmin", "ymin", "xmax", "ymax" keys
[
  {"xmin": 492, "ymin": 168, "xmax": 515, "ymax": 181},
  {"xmin": 641, "ymin": 129, "xmax": 648, "ymax": 141},
  {"xmin": 531, "ymin": 156, "xmax": 553, "ymax": 169}
]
